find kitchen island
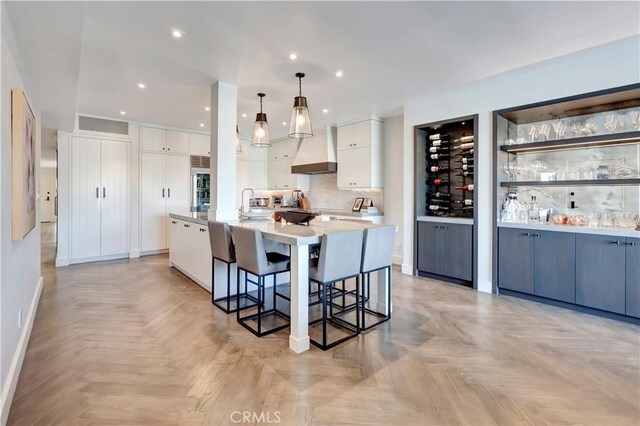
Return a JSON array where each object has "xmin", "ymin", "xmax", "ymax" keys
[{"xmin": 168, "ymin": 212, "xmax": 391, "ymax": 353}]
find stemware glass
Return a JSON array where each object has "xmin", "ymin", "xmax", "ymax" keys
[
  {"xmin": 629, "ymin": 111, "xmax": 640, "ymax": 130},
  {"xmin": 584, "ymin": 121, "xmax": 597, "ymax": 135},
  {"xmin": 537, "ymin": 123, "xmax": 551, "ymax": 141},
  {"xmin": 618, "ymin": 115, "xmax": 627, "ymax": 132},
  {"xmin": 604, "ymin": 115, "xmax": 617, "ymax": 133},
  {"xmin": 503, "ymin": 164, "xmax": 513, "ymax": 181},
  {"xmin": 552, "ymin": 120, "xmax": 567, "ymax": 139},
  {"xmin": 527, "ymin": 125, "xmax": 538, "ymax": 143},
  {"xmin": 571, "ymin": 122, "xmax": 583, "ymax": 136}
]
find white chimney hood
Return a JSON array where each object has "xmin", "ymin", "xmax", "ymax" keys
[{"xmin": 291, "ymin": 126, "xmax": 338, "ymax": 174}]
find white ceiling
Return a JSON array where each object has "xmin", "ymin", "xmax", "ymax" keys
[{"xmin": 5, "ymin": 1, "xmax": 640, "ymax": 146}]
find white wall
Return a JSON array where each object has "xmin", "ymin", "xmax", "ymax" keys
[
  {"xmin": 383, "ymin": 115, "xmax": 404, "ymax": 265},
  {"xmin": 1, "ymin": 3, "xmax": 43, "ymax": 422},
  {"xmin": 400, "ymin": 35, "xmax": 640, "ymax": 292}
]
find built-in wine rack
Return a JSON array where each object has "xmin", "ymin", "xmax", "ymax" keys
[{"xmin": 423, "ymin": 120, "xmax": 475, "ymax": 217}]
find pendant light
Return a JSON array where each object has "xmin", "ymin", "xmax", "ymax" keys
[
  {"xmin": 288, "ymin": 72, "xmax": 313, "ymax": 138},
  {"xmin": 251, "ymin": 93, "xmax": 271, "ymax": 147},
  {"xmin": 235, "ymin": 125, "xmax": 243, "ymax": 154}
]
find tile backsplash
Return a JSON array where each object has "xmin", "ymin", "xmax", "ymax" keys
[{"xmin": 253, "ymin": 173, "xmax": 384, "ymax": 212}]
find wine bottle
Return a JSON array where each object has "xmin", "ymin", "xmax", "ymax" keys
[
  {"xmin": 460, "ymin": 148, "xmax": 474, "ymax": 156},
  {"xmin": 428, "ymin": 134, "xmax": 450, "ymax": 141},
  {"xmin": 453, "ymin": 142, "xmax": 474, "ymax": 150},
  {"xmin": 454, "ymin": 157, "xmax": 474, "ymax": 164},
  {"xmin": 428, "ymin": 205, "xmax": 450, "ymax": 211},
  {"xmin": 430, "ymin": 192, "xmax": 451, "ymax": 199},
  {"xmin": 454, "ymin": 184, "xmax": 474, "ymax": 191},
  {"xmin": 429, "ymin": 166, "xmax": 449, "ymax": 173},
  {"xmin": 430, "ymin": 139, "xmax": 450, "ymax": 147},
  {"xmin": 426, "ymin": 178, "xmax": 449, "ymax": 186},
  {"xmin": 452, "ymin": 199, "xmax": 474, "ymax": 206},
  {"xmin": 429, "ymin": 146, "xmax": 450, "ymax": 153},
  {"xmin": 453, "ymin": 135, "xmax": 474, "ymax": 144},
  {"xmin": 430, "ymin": 153, "xmax": 450, "ymax": 160},
  {"xmin": 428, "ymin": 198, "xmax": 451, "ymax": 205},
  {"xmin": 456, "ymin": 164, "xmax": 474, "ymax": 171},
  {"xmin": 455, "ymin": 171, "xmax": 474, "ymax": 177}
]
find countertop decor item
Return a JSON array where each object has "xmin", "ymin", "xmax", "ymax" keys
[
  {"xmin": 352, "ymin": 197, "xmax": 364, "ymax": 212},
  {"xmin": 251, "ymin": 93, "xmax": 271, "ymax": 147},
  {"xmin": 279, "ymin": 210, "xmax": 318, "ymax": 225},
  {"xmin": 288, "ymin": 72, "xmax": 313, "ymax": 138}
]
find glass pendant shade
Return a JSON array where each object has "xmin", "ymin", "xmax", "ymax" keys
[
  {"xmin": 288, "ymin": 72, "xmax": 313, "ymax": 138},
  {"xmin": 235, "ymin": 125, "xmax": 243, "ymax": 154},
  {"xmin": 251, "ymin": 93, "xmax": 271, "ymax": 147},
  {"xmin": 288, "ymin": 96, "xmax": 312, "ymax": 138}
]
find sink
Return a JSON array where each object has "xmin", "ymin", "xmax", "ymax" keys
[{"xmin": 239, "ymin": 209, "xmax": 273, "ymax": 220}]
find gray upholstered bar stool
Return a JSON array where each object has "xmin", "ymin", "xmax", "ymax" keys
[
  {"xmin": 231, "ymin": 226, "xmax": 291, "ymax": 337},
  {"xmin": 359, "ymin": 225, "xmax": 395, "ymax": 331},
  {"xmin": 208, "ymin": 221, "xmax": 257, "ymax": 313},
  {"xmin": 309, "ymin": 229, "xmax": 364, "ymax": 350}
]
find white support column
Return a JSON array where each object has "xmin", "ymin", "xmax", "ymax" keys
[
  {"xmin": 209, "ymin": 81, "xmax": 238, "ymax": 221},
  {"xmin": 289, "ymin": 244, "xmax": 310, "ymax": 353}
]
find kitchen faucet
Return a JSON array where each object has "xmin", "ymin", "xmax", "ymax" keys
[{"xmin": 241, "ymin": 188, "xmax": 254, "ymax": 213}]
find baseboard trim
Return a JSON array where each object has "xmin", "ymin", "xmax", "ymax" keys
[
  {"xmin": 392, "ymin": 255, "xmax": 403, "ymax": 266},
  {"xmin": 401, "ymin": 263, "xmax": 413, "ymax": 275},
  {"xmin": 1, "ymin": 276, "xmax": 43, "ymax": 425},
  {"xmin": 477, "ymin": 278, "xmax": 493, "ymax": 294},
  {"xmin": 129, "ymin": 249, "xmax": 140, "ymax": 259},
  {"xmin": 55, "ymin": 256, "xmax": 69, "ymax": 267},
  {"xmin": 69, "ymin": 253, "xmax": 129, "ymax": 265},
  {"xmin": 288, "ymin": 335, "xmax": 310, "ymax": 354}
]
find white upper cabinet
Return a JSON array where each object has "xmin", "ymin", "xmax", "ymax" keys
[
  {"xmin": 166, "ymin": 130, "xmax": 189, "ymax": 154},
  {"xmin": 337, "ymin": 120, "xmax": 373, "ymax": 151},
  {"xmin": 337, "ymin": 118, "xmax": 383, "ymax": 189},
  {"xmin": 141, "ymin": 126, "xmax": 189, "ymax": 154},
  {"xmin": 141, "ymin": 127, "xmax": 166, "ymax": 153},
  {"xmin": 268, "ymin": 138, "xmax": 298, "ymax": 161},
  {"xmin": 190, "ymin": 133, "xmax": 210, "ymax": 156}
]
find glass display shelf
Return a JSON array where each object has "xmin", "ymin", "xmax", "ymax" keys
[
  {"xmin": 500, "ymin": 178, "xmax": 640, "ymax": 187},
  {"xmin": 500, "ymin": 131, "xmax": 640, "ymax": 153}
]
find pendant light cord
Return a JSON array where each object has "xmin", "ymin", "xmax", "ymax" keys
[{"xmin": 298, "ymin": 76, "xmax": 302, "ymax": 97}]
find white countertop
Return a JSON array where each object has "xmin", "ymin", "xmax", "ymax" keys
[
  {"xmin": 259, "ymin": 207, "xmax": 383, "ymax": 217},
  {"xmin": 169, "ymin": 212, "xmax": 378, "ymax": 246},
  {"xmin": 417, "ymin": 216, "xmax": 474, "ymax": 225},
  {"xmin": 498, "ymin": 221, "xmax": 639, "ymax": 238}
]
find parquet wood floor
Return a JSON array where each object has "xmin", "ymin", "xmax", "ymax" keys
[{"xmin": 7, "ymin": 244, "xmax": 640, "ymax": 425}]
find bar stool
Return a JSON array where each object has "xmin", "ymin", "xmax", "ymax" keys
[
  {"xmin": 309, "ymin": 229, "xmax": 364, "ymax": 350},
  {"xmin": 359, "ymin": 225, "xmax": 395, "ymax": 331},
  {"xmin": 231, "ymin": 226, "xmax": 291, "ymax": 337}
]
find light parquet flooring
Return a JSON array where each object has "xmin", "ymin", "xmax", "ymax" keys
[{"xmin": 8, "ymin": 253, "xmax": 640, "ymax": 425}]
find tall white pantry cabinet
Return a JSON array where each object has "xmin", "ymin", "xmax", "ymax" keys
[
  {"xmin": 70, "ymin": 137, "xmax": 130, "ymax": 261},
  {"xmin": 140, "ymin": 127, "xmax": 190, "ymax": 252}
]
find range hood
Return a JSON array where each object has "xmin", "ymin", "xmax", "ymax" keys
[{"xmin": 291, "ymin": 126, "xmax": 338, "ymax": 174}]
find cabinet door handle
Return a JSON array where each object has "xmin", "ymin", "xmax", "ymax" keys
[
  {"xmin": 96, "ymin": 187, "xmax": 99, "ymax": 198},
  {"xmin": 167, "ymin": 188, "xmax": 171, "ymax": 198},
  {"xmin": 533, "ymin": 233, "xmax": 541, "ymax": 238},
  {"xmin": 167, "ymin": 147, "xmax": 171, "ymax": 151},
  {"xmin": 184, "ymin": 224, "xmax": 190, "ymax": 228},
  {"xmin": 442, "ymin": 225, "xmax": 448, "ymax": 229},
  {"xmin": 625, "ymin": 241, "xmax": 637, "ymax": 246},
  {"xmin": 103, "ymin": 187, "xmax": 106, "ymax": 198},
  {"xmin": 171, "ymin": 220, "xmax": 177, "ymax": 224},
  {"xmin": 199, "ymin": 228, "xmax": 206, "ymax": 233},
  {"xmin": 162, "ymin": 147, "xmax": 165, "ymax": 151},
  {"xmin": 611, "ymin": 241, "xmax": 621, "ymax": 246},
  {"xmin": 162, "ymin": 188, "xmax": 165, "ymax": 198},
  {"xmin": 433, "ymin": 225, "xmax": 439, "ymax": 229},
  {"xmin": 523, "ymin": 233, "xmax": 531, "ymax": 237}
]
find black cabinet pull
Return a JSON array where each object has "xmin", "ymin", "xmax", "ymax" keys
[
  {"xmin": 184, "ymin": 224, "xmax": 190, "ymax": 228},
  {"xmin": 626, "ymin": 241, "xmax": 637, "ymax": 246},
  {"xmin": 168, "ymin": 188, "xmax": 171, "ymax": 198},
  {"xmin": 171, "ymin": 220, "xmax": 177, "ymax": 224},
  {"xmin": 162, "ymin": 188, "xmax": 165, "ymax": 198},
  {"xmin": 611, "ymin": 241, "xmax": 621, "ymax": 246},
  {"xmin": 433, "ymin": 225, "xmax": 439, "ymax": 229},
  {"xmin": 103, "ymin": 187, "xmax": 106, "ymax": 198},
  {"xmin": 523, "ymin": 233, "xmax": 531, "ymax": 237},
  {"xmin": 534, "ymin": 233, "xmax": 541, "ymax": 238},
  {"xmin": 96, "ymin": 187, "xmax": 99, "ymax": 198},
  {"xmin": 199, "ymin": 228, "xmax": 206, "ymax": 233}
]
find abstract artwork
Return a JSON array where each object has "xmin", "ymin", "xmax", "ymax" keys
[{"xmin": 12, "ymin": 89, "xmax": 36, "ymax": 241}]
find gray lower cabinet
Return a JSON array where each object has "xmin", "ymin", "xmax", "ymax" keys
[
  {"xmin": 498, "ymin": 227, "xmax": 534, "ymax": 294},
  {"xmin": 576, "ymin": 234, "xmax": 626, "ymax": 314},
  {"xmin": 625, "ymin": 237, "xmax": 640, "ymax": 318},
  {"xmin": 533, "ymin": 231, "xmax": 576, "ymax": 303},
  {"xmin": 417, "ymin": 222, "xmax": 442, "ymax": 275},
  {"xmin": 417, "ymin": 222, "xmax": 472, "ymax": 282}
]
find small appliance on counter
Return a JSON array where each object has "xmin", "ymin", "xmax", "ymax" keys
[
  {"xmin": 249, "ymin": 197, "xmax": 270, "ymax": 208},
  {"xmin": 272, "ymin": 195, "xmax": 283, "ymax": 207}
]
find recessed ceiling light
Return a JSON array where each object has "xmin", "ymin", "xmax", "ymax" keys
[
  {"xmin": 335, "ymin": 70, "xmax": 344, "ymax": 78},
  {"xmin": 289, "ymin": 52, "xmax": 298, "ymax": 60},
  {"xmin": 199, "ymin": 123, "xmax": 205, "ymax": 127},
  {"xmin": 322, "ymin": 108, "xmax": 329, "ymax": 114},
  {"xmin": 205, "ymin": 106, "xmax": 210, "ymax": 111},
  {"xmin": 171, "ymin": 28, "xmax": 185, "ymax": 39},
  {"xmin": 242, "ymin": 113, "xmax": 247, "ymax": 118},
  {"xmin": 137, "ymin": 82, "xmax": 146, "ymax": 89},
  {"xmin": 120, "ymin": 111, "xmax": 126, "ymax": 115},
  {"xmin": 282, "ymin": 121, "xmax": 287, "ymax": 126}
]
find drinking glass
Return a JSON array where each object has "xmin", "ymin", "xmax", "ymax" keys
[
  {"xmin": 504, "ymin": 138, "xmax": 515, "ymax": 146},
  {"xmin": 537, "ymin": 123, "xmax": 551, "ymax": 141},
  {"xmin": 598, "ymin": 212, "xmax": 613, "ymax": 227},
  {"xmin": 618, "ymin": 115, "xmax": 627, "ymax": 132},
  {"xmin": 503, "ymin": 164, "xmax": 513, "ymax": 181},
  {"xmin": 604, "ymin": 115, "xmax": 617, "ymax": 133},
  {"xmin": 629, "ymin": 111, "xmax": 640, "ymax": 130},
  {"xmin": 571, "ymin": 122, "xmax": 583, "ymax": 136},
  {"xmin": 515, "ymin": 137, "xmax": 526, "ymax": 145},
  {"xmin": 527, "ymin": 125, "xmax": 538, "ymax": 143}
]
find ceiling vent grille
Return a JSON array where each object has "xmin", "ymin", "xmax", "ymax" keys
[
  {"xmin": 78, "ymin": 116, "xmax": 129, "ymax": 135},
  {"xmin": 190, "ymin": 155, "xmax": 210, "ymax": 169}
]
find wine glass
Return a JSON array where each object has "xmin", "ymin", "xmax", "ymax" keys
[
  {"xmin": 527, "ymin": 125, "xmax": 538, "ymax": 142},
  {"xmin": 552, "ymin": 120, "xmax": 567, "ymax": 139},
  {"xmin": 604, "ymin": 115, "xmax": 617, "ymax": 133},
  {"xmin": 571, "ymin": 122, "xmax": 583, "ymax": 136},
  {"xmin": 503, "ymin": 164, "xmax": 513, "ymax": 181},
  {"xmin": 584, "ymin": 121, "xmax": 597, "ymax": 135},
  {"xmin": 629, "ymin": 111, "xmax": 640, "ymax": 130},
  {"xmin": 618, "ymin": 115, "xmax": 627, "ymax": 132},
  {"xmin": 537, "ymin": 123, "xmax": 551, "ymax": 141}
]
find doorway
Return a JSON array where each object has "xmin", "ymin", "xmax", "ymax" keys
[{"xmin": 40, "ymin": 134, "xmax": 58, "ymax": 265}]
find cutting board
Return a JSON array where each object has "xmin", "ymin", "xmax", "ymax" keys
[{"xmin": 300, "ymin": 197, "xmax": 309, "ymax": 210}]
